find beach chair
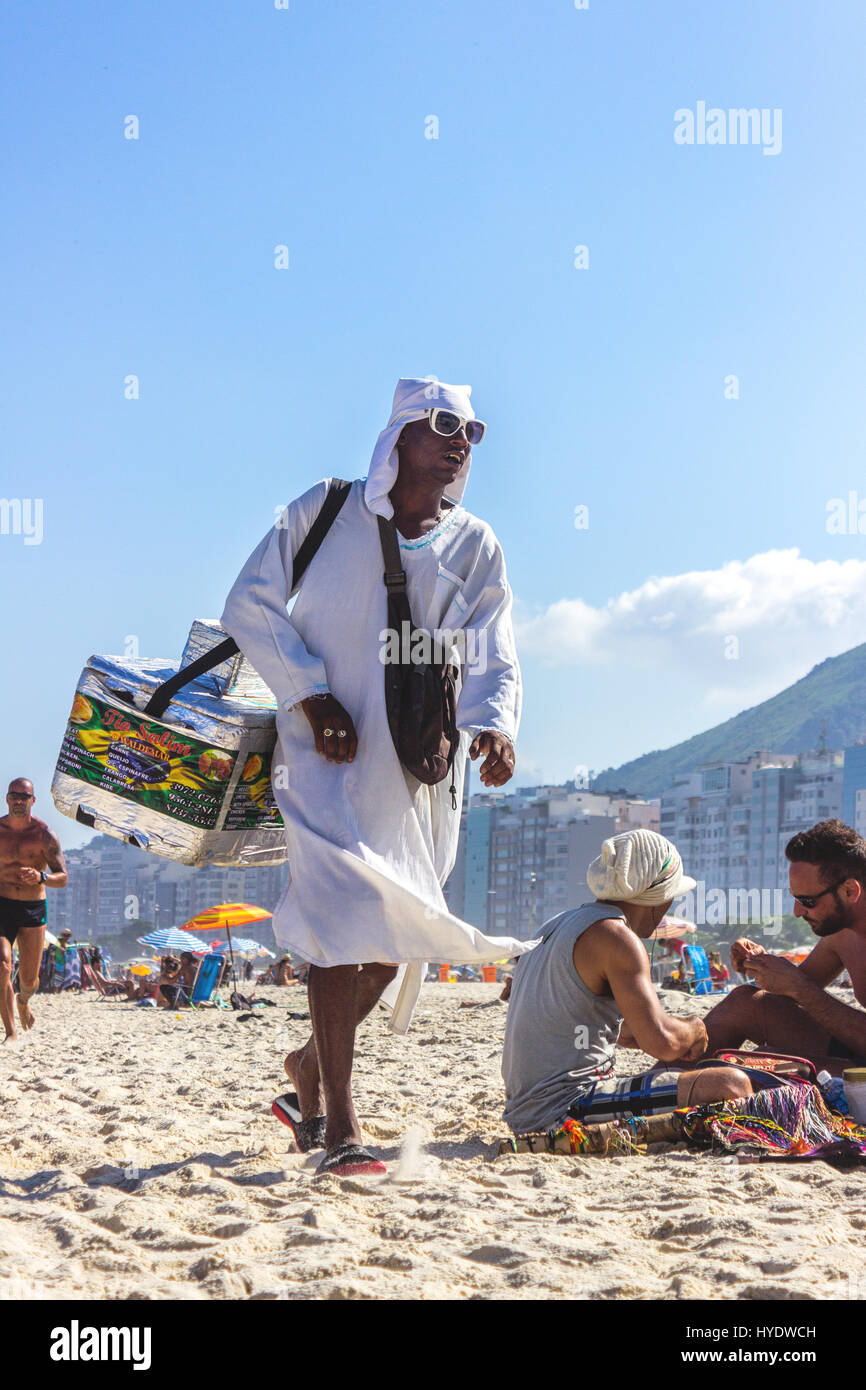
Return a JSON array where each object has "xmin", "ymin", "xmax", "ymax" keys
[
  {"xmin": 680, "ymin": 944, "xmax": 729, "ymax": 996},
  {"xmin": 189, "ymin": 952, "xmax": 223, "ymax": 1007},
  {"xmin": 82, "ymin": 961, "xmax": 125, "ymax": 1000}
]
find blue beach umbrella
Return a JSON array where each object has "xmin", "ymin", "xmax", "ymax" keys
[
  {"xmin": 137, "ymin": 927, "xmax": 204, "ymax": 954},
  {"xmin": 209, "ymin": 937, "xmax": 274, "ymax": 956}
]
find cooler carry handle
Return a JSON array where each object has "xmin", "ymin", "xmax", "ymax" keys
[
  {"xmin": 143, "ymin": 637, "xmax": 240, "ymax": 718},
  {"xmin": 143, "ymin": 479, "xmax": 351, "ymax": 720}
]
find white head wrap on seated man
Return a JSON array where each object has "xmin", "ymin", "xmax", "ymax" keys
[
  {"xmin": 586, "ymin": 829, "xmax": 696, "ymax": 906},
  {"xmin": 364, "ymin": 377, "xmax": 476, "ymax": 521}
]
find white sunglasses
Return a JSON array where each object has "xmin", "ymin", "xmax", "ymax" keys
[{"xmin": 425, "ymin": 409, "xmax": 486, "ymax": 445}]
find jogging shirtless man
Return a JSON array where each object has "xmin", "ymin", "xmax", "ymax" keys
[{"xmin": 0, "ymin": 778, "xmax": 68, "ymax": 1040}]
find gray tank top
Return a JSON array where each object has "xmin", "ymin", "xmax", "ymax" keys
[{"xmin": 501, "ymin": 902, "xmax": 625, "ymax": 1134}]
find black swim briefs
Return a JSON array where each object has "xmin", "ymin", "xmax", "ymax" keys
[{"xmin": 0, "ymin": 895, "xmax": 47, "ymax": 947}]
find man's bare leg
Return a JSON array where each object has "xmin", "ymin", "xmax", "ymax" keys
[
  {"xmin": 703, "ymin": 984, "xmax": 856, "ymax": 1073},
  {"xmin": 15, "ymin": 925, "xmax": 44, "ymax": 1032},
  {"xmin": 0, "ymin": 939, "xmax": 17, "ymax": 1040},
  {"xmin": 285, "ymin": 963, "xmax": 397, "ymax": 1122},
  {"xmin": 676, "ymin": 1065, "xmax": 752, "ymax": 1107},
  {"xmin": 307, "ymin": 963, "xmax": 361, "ymax": 1151}
]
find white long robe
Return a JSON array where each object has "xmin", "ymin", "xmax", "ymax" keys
[{"xmin": 221, "ymin": 477, "xmax": 534, "ymax": 1031}]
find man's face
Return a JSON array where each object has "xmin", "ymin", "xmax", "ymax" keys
[
  {"xmin": 397, "ymin": 416, "xmax": 471, "ymax": 492},
  {"xmin": 7, "ymin": 782, "xmax": 35, "ymax": 816},
  {"xmin": 788, "ymin": 861, "xmax": 859, "ymax": 936}
]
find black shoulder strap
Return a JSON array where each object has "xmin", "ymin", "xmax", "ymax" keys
[
  {"xmin": 143, "ymin": 479, "xmax": 351, "ymax": 719},
  {"xmin": 376, "ymin": 514, "xmax": 407, "ymax": 595},
  {"xmin": 291, "ymin": 478, "xmax": 350, "ymax": 589}
]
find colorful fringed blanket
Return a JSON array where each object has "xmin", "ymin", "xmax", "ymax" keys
[
  {"xmin": 681, "ymin": 1081, "xmax": 866, "ymax": 1164},
  {"xmin": 500, "ymin": 1082, "xmax": 866, "ymax": 1164}
]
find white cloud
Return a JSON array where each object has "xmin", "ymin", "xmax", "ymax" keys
[{"xmin": 515, "ymin": 548, "xmax": 866, "ymax": 715}]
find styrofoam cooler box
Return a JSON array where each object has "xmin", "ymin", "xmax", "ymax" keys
[{"xmin": 51, "ymin": 621, "xmax": 288, "ymax": 867}]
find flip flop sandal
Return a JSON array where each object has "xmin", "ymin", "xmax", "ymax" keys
[
  {"xmin": 271, "ymin": 1091, "xmax": 327, "ymax": 1152},
  {"xmin": 315, "ymin": 1143, "xmax": 387, "ymax": 1178}
]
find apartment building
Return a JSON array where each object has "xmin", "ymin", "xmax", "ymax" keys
[
  {"xmin": 46, "ymin": 836, "xmax": 289, "ymax": 942},
  {"xmin": 454, "ymin": 781, "xmax": 644, "ymax": 939},
  {"xmin": 842, "ymin": 743, "xmax": 866, "ymax": 838},
  {"xmin": 660, "ymin": 748, "xmax": 843, "ymax": 912}
]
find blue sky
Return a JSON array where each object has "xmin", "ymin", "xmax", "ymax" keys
[{"xmin": 3, "ymin": 1, "xmax": 866, "ymax": 845}]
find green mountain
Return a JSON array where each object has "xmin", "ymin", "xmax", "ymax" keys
[{"xmin": 592, "ymin": 642, "xmax": 866, "ymax": 798}]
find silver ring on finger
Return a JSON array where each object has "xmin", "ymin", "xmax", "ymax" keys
[
  {"xmin": 337, "ymin": 729, "xmax": 348, "ymax": 738},
  {"xmin": 323, "ymin": 727, "xmax": 335, "ymax": 738}
]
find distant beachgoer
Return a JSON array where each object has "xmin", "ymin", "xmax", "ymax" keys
[
  {"xmin": 502, "ymin": 831, "xmax": 758, "ymax": 1136},
  {"xmin": 51, "ymin": 928, "xmax": 73, "ymax": 990},
  {"xmin": 114, "ymin": 957, "xmax": 174, "ymax": 1004},
  {"xmin": 156, "ymin": 956, "xmax": 184, "ymax": 1007},
  {"xmin": 178, "ymin": 952, "xmax": 198, "ymax": 996},
  {"xmin": 0, "ymin": 778, "xmax": 68, "ymax": 1039},
  {"xmin": 274, "ymin": 956, "xmax": 296, "ymax": 987},
  {"xmin": 123, "ymin": 976, "xmax": 158, "ymax": 1002},
  {"xmin": 707, "ymin": 951, "xmax": 729, "ymax": 985},
  {"xmin": 87, "ymin": 963, "xmax": 128, "ymax": 998},
  {"xmin": 704, "ymin": 820, "xmax": 866, "ymax": 1074}
]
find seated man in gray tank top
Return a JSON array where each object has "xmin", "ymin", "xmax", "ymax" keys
[{"xmin": 502, "ymin": 829, "xmax": 754, "ymax": 1135}]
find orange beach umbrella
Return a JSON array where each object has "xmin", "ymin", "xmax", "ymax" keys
[{"xmin": 180, "ymin": 903, "xmax": 273, "ymax": 988}]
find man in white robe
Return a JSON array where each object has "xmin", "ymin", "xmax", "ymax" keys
[{"xmin": 221, "ymin": 377, "xmax": 533, "ymax": 1175}]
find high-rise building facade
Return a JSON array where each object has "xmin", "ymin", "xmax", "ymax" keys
[
  {"xmin": 660, "ymin": 748, "xmax": 843, "ymax": 916},
  {"xmin": 842, "ymin": 743, "xmax": 866, "ymax": 838},
  {"xmin": 459, "ymin": 785, "xmax": 627, "ymax": 939},
  {"xmin": 45, "ymin": 836, "xmax": 289, "ymax": 945}
]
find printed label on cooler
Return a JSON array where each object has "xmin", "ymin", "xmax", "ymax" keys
[
  {"xmin": 56, "ymin": 692, "xmax": 236, "ymax": 830},
  {"xmin": 223, "ymin": 750, "xmax": 284, "ymax": 829}
]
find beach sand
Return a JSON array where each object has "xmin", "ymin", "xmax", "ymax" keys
[{"xmin": 1, "ymin": 983, "xmax": 864, "ymax": 1301}]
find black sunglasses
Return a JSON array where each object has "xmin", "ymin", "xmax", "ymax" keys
[{"xmin": 791, "ymin": 879, "xmax": 847, "ymax": 910}]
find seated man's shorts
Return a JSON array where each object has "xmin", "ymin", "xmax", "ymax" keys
[{"xmin": 567, "ymin": 1068, "xmax": 681, "ymax": 1124}]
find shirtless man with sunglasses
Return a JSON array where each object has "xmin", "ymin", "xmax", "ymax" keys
[
  {"xmin": 0, "ymin": 778, "xmax": 68, "ymax": 1040},
  {"xmin": 704, "ymin": 819, "xmax": 866, "ymax": 1073}
]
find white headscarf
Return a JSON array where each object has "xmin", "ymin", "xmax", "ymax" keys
[
  {"xmin": 364, "ymin": 377, "xmax": 476, "ymax": 520},
  {"xmin": 586, "ymin": 829, "xmax": 696, "ymax": 906}
]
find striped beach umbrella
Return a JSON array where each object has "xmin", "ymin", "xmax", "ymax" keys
[
  {"xmin": 209, "ymin": 937, "xmax": 275, "ymax": 957},
  {"xmin": 137, "ymin": 927, "xmax": 204, "ymax": 954}
]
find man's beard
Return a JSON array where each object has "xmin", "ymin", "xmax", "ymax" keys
[{"xmin": 809, "ymin": 899, "xmax": 852, "ymax": 937}]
